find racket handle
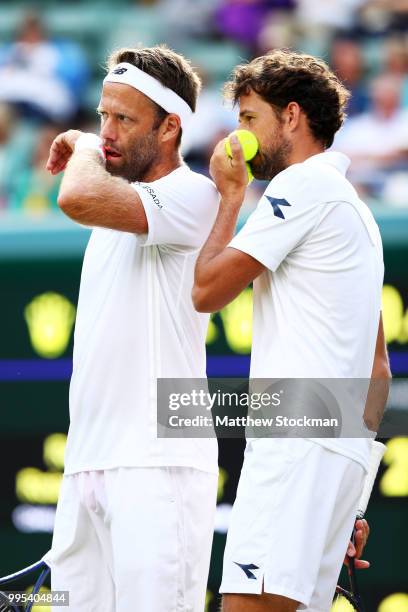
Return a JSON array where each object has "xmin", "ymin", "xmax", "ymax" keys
[{"xmin": 356, "ymin": 441, "xmax": 387, "ymax": 518}]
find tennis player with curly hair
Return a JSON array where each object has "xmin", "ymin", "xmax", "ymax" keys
[{"xmin": 194, "ymin": 49, "xmax": 391, "ymax": 612}]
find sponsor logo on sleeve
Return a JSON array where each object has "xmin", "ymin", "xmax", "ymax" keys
[
  {"xmin": 265, "ymin": 196, "xmax": 291, "ymax": 220},
  {"xmin": 140, "ymin": 185, "xmax": 163, "ymax": 209}
]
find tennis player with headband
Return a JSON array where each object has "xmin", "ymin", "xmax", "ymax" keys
[{"xmin": 44, "ymin": 46, "xmax": 219, "ymax": 611}]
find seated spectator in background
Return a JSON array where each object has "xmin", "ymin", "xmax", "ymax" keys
[
  {"xmin": 215, "ymin": 0, "xmax": 296, "ymax": 53},
  {"xmin": 359, "ymin": 0, "xmax": 408, "ymax": 33},
  {"xmin": 334, "ymin": 74, "xmax": 408, "ymax": 200},
  {"xmin": 0, "ymin": 104, "xmax": 16, "ymax": 210},
  {"xmin": 384, "ymin": 36, "xmax": 408, "ymax": 108},
  {"xmin": 0, "ymin": 12, "xmax": 89, "ymax": 123},
  {"xmin": 8, "ymin": 124, "xmax": 62, "ymax": 214},
  {"xmin": 182, "ymin": 70, "xmax": 237, "ymax": 173},
  {"xmin": 294, "ymin": 0, "xmax": 367, "ymax": 57},
  {"xmin": 330, "ymin": 36, "xmax": 369, "ymax": 116},
  {"xmin": 0, "ymin": 102, "xmax": 37, "ymax": 211},
  {"xmin": 157, "ymin": 0, "xmax": 220, "ymax": 47},
  {"xmin": 296, "ymin": 0, "xmax": 367, "ymax": 31}
]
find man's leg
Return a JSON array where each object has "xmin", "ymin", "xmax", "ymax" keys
[
  {"xmin": 45, "ymin": 473, "xmax": 115, "ymax": 612},
  {"xmin": 220, "ymin": 439, "xmax": 365, "ymax": 612},
  {"xmin": 172, "ymin": 467, "xmax": 218, "ymax": 610},
  {"xmin": 106, "ymin": 466, "xmax": 217, "ymax": 612},
  {"xmin": 222, "ymin": 593, "xmax": 299, "ymax": 612}
]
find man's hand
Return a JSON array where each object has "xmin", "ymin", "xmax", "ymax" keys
[
  {"xmin": 46, "ymin": 129, "xmax": 83, "ymax": 175},
  {"xmin": 209, "ymin": 135, "xmax": 248, "ymax": 203},
  {"xmin": 344, "ymin": 519, "xmax": 370, "ymax": 569},
  {"xmin": 192, "ymin": 134, "xmax": 264, "ymax": 313}
]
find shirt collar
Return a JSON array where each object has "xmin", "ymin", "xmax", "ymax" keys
[{"xmin": 303, "ymin": 151, "xmax": 350, "ymax": 176}]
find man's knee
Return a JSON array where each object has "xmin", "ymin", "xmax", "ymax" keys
[{"xmin": 222, "ymin": 592, "xmax": 299, "ymax": 612}]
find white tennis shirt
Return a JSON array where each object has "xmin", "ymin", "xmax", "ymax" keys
[
  {"xmin": 64, "ymin": 165, "xmax": 219, "ymax": 475},
  {"xmin": 229, "ymin": 152, "xmax": 384, "ymax": 470}
]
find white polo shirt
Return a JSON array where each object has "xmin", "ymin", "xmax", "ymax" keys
[
  {"xmin": 64, "ymin": 165, "xmax": 219, "ymax": 475},
  {"xmin": 229, "ymin": 152, "xmax": 384, "ymax": 470}
]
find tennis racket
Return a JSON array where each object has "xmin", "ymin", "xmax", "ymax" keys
[
  {"xmin": 0, "ymin": 560, "xmax": 50, "ymax": 612},
  {"xmin": 332, "ymin": 441, "xmax": 387, "ymax": 611}
]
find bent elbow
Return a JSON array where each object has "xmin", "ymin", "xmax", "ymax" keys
[
  {"xmin": 57, "ymin": 193, "xmax": 67, "ymax": 211},
  {"xmin": 57, "ymin": 191, "xmax": 74, "ymax": 213},
  {"xmin": 57, "ymin": 190, "xmax": 83, "ymax": 220},
  {"xmin": 373, "ymin": 358, "xmax": 392, "ymax": 381},
  {"xmin": 192, "ymin": 285, "xmax": 215, "ymax": 313}
]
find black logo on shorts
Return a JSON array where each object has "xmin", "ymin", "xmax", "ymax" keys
[
  {"xmin": 234, "ymin": 562, "xmax": 260, "ymax": 580},
  {"xmin": 113, "ymin": 67, "xmax": 128, "ymax": 75}
]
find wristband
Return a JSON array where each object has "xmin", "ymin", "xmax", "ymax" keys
[{"xmin": 75, "ymin": 133, "xmax": 105, "ymax": 160}]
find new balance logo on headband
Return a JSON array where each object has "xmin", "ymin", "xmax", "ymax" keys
[{"xmin": 104, "ymin": 62, "xmax": 193, "ymax": 128}]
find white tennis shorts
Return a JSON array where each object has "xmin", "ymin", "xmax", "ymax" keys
[
  {"xmin": 44, "ymin": 466, "xmax": 218, "ymax": 612},
  {"xmin": 220, "ymin": 438, "xmax": 365, "ymax": 612}
]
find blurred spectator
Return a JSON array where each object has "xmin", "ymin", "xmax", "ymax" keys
[
  {"xmin": 0, "ymin": 12, "xmax": 89, "ymax": 123},
  {"xmin": 296, "ymin": 0, "xmax": 367, "ymax": 31},
  {"xmin": 157, "ymin": 0, "xmax": 220, "ymax": 46},
  {"xmin": 182, "ymin": 71, "xmax": 237, "ymax": 169},
  {"xmin": 257, "ymin": 10, "xmax": 297, "ymax": 53},
  {"xmin": 334, "ymin": 74, "xmax": 408, "ymax": 200},
  {"xmin": 0, "ymin": 103, "xmax": 36, "ymax": 211},
  {"xmin": 359, "ymin": 0, "xmax": 408, "ymax": 34},
  {"xmin": 215, "ymin": 0, "xmax": 296, "ymax": 53},
  {"xmin": 330, "ymin": 37, "xmax": 369, "ymax": 116},
  {"xmin": 0, "ymin": 104, "xmax": 15, "ymax": 210},
  {"xmin": 8, "ymin": 124, "xmax": 62, "ymax": 215},
  {"xmin": 384, "ymin": 36, "xmax": 408, "ymax": 107},
  {"xmin": 295, "ymin": 0, "xmax": 367, "ymax": 56}
]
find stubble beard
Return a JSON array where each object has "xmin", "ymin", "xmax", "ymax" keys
[
  {"xmin": 105, "ymin": 130, "xmax": 160, "ymax": 183},
  {"xmin": 252, "ymin": 135, "xmax": 292, "ymax": 182}
]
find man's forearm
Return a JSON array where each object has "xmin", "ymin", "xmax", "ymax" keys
[
  {"xmin": 193, "ymin": 194, "xmax": 265, "ymax": 313},
  {"xmin": 58, "ymin": 149, "xmax": 105, "ymax": 213},
  {"xmin": 363, "ymin": 315, "xmax": 392, "ymax": 432},
  {"xmin": 57, "ymin": 150, "xmax": 148, "ymax": 232},
  {"xmin": 195, "ymin": 197, "xmax": 242, "ymax": 284},
  {"xmin": 192, "ymin": 136, "xmax": 265, "ymax": 313},
  {"xmin": 363, "ymin": 361, "xmax": 392, "ymax": 432}
]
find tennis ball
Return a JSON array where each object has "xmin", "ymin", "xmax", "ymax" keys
[
  {"xmin": 246, "ymin": 162, "xmax": 254, "ymax": 185},
  {"xmin": 225, "ymin": 129, "xmax": 259, "ymax": 161}
]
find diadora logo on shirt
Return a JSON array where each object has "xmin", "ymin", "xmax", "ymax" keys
[
  {"xmin": 140, "ymin": 184, "xmax": 163, "ymax": 209},
  {"xmin": 234, "ymin": 562, "xmax": 260, "ymax": 580},
  {"xmin": 113, "ymin": 67, "xmax": 128, "ymax": 75},
  {"xmin": 266, "ymin": 196, "xmax": 291, "ymax": 219}
]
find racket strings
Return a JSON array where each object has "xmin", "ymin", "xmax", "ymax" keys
[
  {"xmin": 0, "ymin": 590, "xmax": 18, "ymax": 612},
  {"xmin": 0, "ymin": 561, "xmax": 50, "ymax": 612}
]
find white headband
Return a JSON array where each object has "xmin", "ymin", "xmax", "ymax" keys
[{"xmin": 103, "ymin": 62, "xmax": 193, "ymax": 128}]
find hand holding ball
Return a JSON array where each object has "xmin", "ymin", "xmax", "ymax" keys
[
  {"xmin": 224, "ymin": 129, "xmax": 259, "ymax": 184},
  {"xmin": 225, "ymin": 129, "xmax": 259, "ymax": 160}
]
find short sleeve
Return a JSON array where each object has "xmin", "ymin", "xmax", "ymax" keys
[
  {"xmin": 132, "ymin": 168, "xmax": 219, "ymax": 251},
  {"xmin": 229, "ymin": 167, "xmax": 321, "ymax": 271}
]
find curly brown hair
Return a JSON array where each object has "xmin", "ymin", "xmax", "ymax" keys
[{"xmin": 224, "ymin": 49, "xmax": 350, "ymax": 148}]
